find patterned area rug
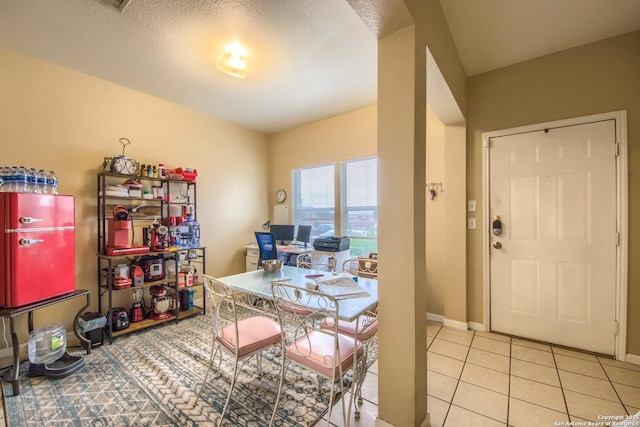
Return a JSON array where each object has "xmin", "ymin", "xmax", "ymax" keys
[{"xmin": 2, "ymin": 313, "xmax": 377, "ymax": 426}]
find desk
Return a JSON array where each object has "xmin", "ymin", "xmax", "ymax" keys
[
  {"xmin": 244, "ymin": 244, "xmax": 312, "ymax": 271},
  {"xmin": 0, "ymin": 289, "xmax": 91, "ymax": 396},
  {"xmin": 278, "ymin": 245, "xmax": 312, "ymax": 267}
]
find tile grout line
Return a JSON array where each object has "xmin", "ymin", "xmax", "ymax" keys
[
  {"xmin": 441, "ymin": 328, "xmax": 513, "ymax": 426},
  {"xmin": 429, "ymin": 324, "xmax": 455, "ymax": 425},
  {"xmin": 506, "ymin": 335, "xmax": 512, "ymax": 427},
  {"xmin": 550, "ymin": 346, "xmax": 571, "ymax": 421},
  {"xmin": 596, "ymin": 356, "xmax": 630, "ymax": 415}
]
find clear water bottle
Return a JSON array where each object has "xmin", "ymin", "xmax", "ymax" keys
[
  {"xmin": 18, "ymin": 166, "xmax": 30, "ymax": 193},
  {"xmin": 35, "ymin": 169, "xmax": 47, "ymax": 194},
  {"xmin": 47, "ymin": 171, "xmax": 58, "ymax": 195},
  {"xmin": 5, "ymin": 167, "xmax": 17, "ymax": 192},
  {"xmin": 27, "ymin": 167, "xmax": 38, "ymax": 193},
  {"xmin": 0, "ymin": 167, "xmax": 7, "ymax": 192}
]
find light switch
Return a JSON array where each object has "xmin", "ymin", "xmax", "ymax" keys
[
  {"xmin": 468, "ymin": 200, "xmax": 477, "ymax": 212},
  {"xmin": 468, "ymin": 218, "xmax": 476, "ymax": 229}
]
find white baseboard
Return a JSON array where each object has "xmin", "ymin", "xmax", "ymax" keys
[
  {"xmin": 443, "ymin": 318, "xmax": 467, "ymax": 331},
  {"xmin": 625, "ymin": 353, "xmax": 640, "ymax": 366},
  {"xmin": 426, "ymin": 313, "xmax": 485, "ymax": 332},
  {"xmin": 467, "ymin": 321, "xmax": 486, "ymax": 331},
  {"xmin": 426, "ymin": 312, "xmax": 444, "ymax": 323}
]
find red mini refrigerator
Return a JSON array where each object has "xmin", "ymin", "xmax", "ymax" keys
[{"xmin": 0, "ymin": 193, "xmax": 75, "ymax": 308}]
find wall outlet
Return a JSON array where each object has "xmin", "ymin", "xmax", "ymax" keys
[{"xmin": 467, "ymin": 218, "xmax": 476, "ymax": 229}]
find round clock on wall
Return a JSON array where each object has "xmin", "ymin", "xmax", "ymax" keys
[{"xmin": 275, "ymin": 189, "xmax": 287, "ymax": 203}]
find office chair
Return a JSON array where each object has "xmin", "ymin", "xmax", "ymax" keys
[{"xmin": 254, "ymin": 231, "xmax": 278, "ymax": 269}]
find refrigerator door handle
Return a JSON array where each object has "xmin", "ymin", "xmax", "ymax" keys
[
  {"xmin": 19, "ymin": 238, "xmax": 45, "ymax": 246},
  {"xmin": 19, "ymin": 216, "xmax": 45, "ymax": 224}
]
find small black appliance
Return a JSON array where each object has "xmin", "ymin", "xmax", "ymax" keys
[{"xmin": 111, "ymin": 307, "xmax": 130, "ymax": 331}]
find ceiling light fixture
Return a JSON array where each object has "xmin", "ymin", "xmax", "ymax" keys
[{"xmin": 216, "ymin": 43, "xmax": 249, "ymax": 79}]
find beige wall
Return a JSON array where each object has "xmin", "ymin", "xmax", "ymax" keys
[
  {"xmin": 466, "ymin": 31, "xmax": 640, "ymax": 355},
  {"xmin": 0, "ymin": 48, "xmax": 270, "ymax": 348},
  {"xmin": 443, "ymin": 123, "xmax": 467, "ymax": 323},
  {"xmin": 425, "ymin": 107, "xmax": 467, "ymax": 323},
  {"xmin": 426, "ymin": 108, "xmax": 446, "ymax": 314},
  {"xmin": 269, "ymin": 104, "xmax": 377, "ymax": 230}
]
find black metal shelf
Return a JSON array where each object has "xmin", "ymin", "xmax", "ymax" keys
[{"xmin": 96, "ymin": 172, "xmax": 204, "ymax": 344}]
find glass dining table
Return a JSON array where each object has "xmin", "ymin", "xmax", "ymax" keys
[
  {"xmin": 217, "ymin": 265, "xmax": 378, "ymax": 425},
  {"xmin": 218, "ymin": 265, "xmax": 378, "ymax": 322}
]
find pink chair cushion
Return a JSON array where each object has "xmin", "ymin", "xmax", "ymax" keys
[
  {"xmin": 285, "ymin": 330, "xmax": 364, "ymax": 378},
  {"xmin": 217, "ymin": 316, "xmax": 281, "ymax": 358},
  {"xmin": 321, "ymin": 316, "xmax": 378, "ymax": 341}
]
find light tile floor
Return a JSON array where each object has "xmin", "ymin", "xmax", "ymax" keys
[{"xmin": 324, "ymin": 321, "xmax": 640, "ymax": 427}]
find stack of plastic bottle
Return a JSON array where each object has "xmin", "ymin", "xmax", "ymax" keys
[{"xmin": 0, "ymin": 166, "xmax": 58, "ymax": 194}]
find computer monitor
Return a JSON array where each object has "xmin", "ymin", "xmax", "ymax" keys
[
  {"xmin": 296, "ymin": 225, "xmax": 312, "ymax": 248},
  {"xmin": 270, "ymin": 224, "xmax": 295, "ymax": 244}
]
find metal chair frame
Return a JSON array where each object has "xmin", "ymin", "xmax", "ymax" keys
[
  {"xmin": 296, "ymin": 252, "xmax": 337, "ymax": 272},
  {"xmin": 195, "ymin": 275, "xmax": 282, "ymax": 426},
  {"xmin": 269, "ymin": 282, "xmax": 364, "ymax": 427},
  {"xmin": 342, "ymin": 257, "xmax": 378, "ymax": 279}
]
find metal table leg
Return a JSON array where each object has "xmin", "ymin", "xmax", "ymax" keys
[
  {"xmin": 73, "ymin": 292, "xmax": 92, "ymax": 354},
  {"xmin": 10, "ymin": 317, "xmax": 20, "ymax": 396}
]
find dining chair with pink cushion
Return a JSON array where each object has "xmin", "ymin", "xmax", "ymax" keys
[
  {"xmin": 321, "ymin": 310, "xmax": 378, "ymax": 419},
  {"xmin": 269, "ymin": 282, "xmax": 364, "ymax": 427},
  {"xmin": 194, "ymin": 275, "xmax": 282, "ymax": 427}
]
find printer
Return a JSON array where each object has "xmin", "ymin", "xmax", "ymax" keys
[{"xmin": 313, "ymin": 236, "xmax": 350, "ymax": 252}]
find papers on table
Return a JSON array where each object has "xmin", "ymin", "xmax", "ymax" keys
[{"xmin": 314, "ymin": 274, "xmax": 370, "ymax": 299}]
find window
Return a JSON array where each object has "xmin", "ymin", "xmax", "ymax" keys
[
  {"xmin": 342, "ymin": 157, "xmax": 378, "ymax": 256},
  {"xmin": 293, "ymin": 164, "xmax": 335, "ymax": 240}
]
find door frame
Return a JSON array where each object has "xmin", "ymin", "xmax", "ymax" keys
[{"xmin": 481, "ymin": 110, "xmax": 628, "ymax": 360}]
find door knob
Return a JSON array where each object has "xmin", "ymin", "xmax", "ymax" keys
[{"xmin": 492, "ymin": 241, "xmax": 502, "ymax": 249}]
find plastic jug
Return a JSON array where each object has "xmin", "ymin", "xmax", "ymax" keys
[
  {"xmin": 28, "ymin": 324, "xmax": 67, "ymax": 364},
  {"xmin": 179, "ymin": 214, "xmax": 200, "ymax": 248},
  {"xmin": 188, "ymin": 216, "xmax": 200, "ymax": 248}
]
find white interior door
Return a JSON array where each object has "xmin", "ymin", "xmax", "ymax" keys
[{"xmin": 489, "ymin": 119, "xmax": 617, "ymax": 355}]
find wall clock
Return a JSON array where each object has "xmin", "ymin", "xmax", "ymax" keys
[{"xmin": 275, "ymin": 189, "xmax": 287, "ymax": 203}]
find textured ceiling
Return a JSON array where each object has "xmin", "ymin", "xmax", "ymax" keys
[
  {"xmin": 439, "ymin": 0, "xmax": 640, "ymax": 76},
  {"xmin": 1, "ymin": 0, "xmax": 639, "ymax": 134},
  {"xmin": 0, "ymin": 0, "xmax": 378, "ymax": 134}
]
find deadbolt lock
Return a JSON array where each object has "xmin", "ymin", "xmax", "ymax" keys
[{"xmin": 492, "ymin": 215, "xmax": 503, "ymax": 236}]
